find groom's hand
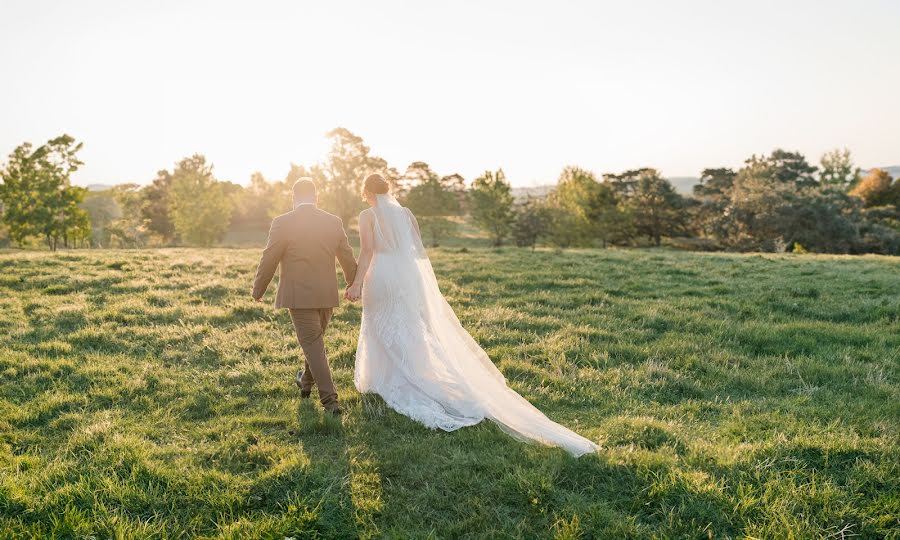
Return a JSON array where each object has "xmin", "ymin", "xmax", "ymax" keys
[{"xmin": 344, "ymin": 283, "xmax": 361, "ymax": 302}]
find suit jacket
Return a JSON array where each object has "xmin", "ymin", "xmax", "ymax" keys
[{"xmin": 252, "ymin": 205, "xmax": 358, "ymax": 308}]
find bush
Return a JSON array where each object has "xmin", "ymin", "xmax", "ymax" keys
[{"xmin": 854, "ymin": 222, "xmax": 900, "ymax": 255}]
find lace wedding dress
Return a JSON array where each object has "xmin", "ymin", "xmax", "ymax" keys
[{"xmin": 353, "ymin": 194, "xmax": 599, "ymax": 457}]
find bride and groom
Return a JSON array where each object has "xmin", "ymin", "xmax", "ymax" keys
[{"xmin": 252, "ymin": 175, "xmax": 598, "ymax": 457}]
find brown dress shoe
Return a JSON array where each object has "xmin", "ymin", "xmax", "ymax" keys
[{"xmin": 296, "ymin": 370, "xmax": 311, "ymax": 399}]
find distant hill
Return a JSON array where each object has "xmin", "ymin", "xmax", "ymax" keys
[
  {"xmin": 511, "ymin": 178, "xmax": 700, "ymax": 200},
  {"xmin": 668, "ymin": 177, "xmax": 700, "ymax": 194},
  {"xmin": 86, "ymin": 183, "xmax": 114, "ymax": 191},
  {"xmin": 511, "ymin": 185, "xmax": 554, "ymax": 201},
  {"xmin": 866, "ymin": 166, "xmax": 900, "ymax": 178}
]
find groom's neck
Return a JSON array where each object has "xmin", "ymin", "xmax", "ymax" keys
[{"xmin": 293, "ymin": 198, "xmax": 317, "ymax": 209}]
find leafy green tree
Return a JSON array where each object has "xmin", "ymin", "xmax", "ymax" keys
[
  {"xmin": 625, "ymin": 169, "xmax": 686, "ymax": 246},
  {"xmin": 756, "ymin": 149, "xmax": 818, "ymax": 188},
  {"xmin": 107, "ymin": 184, "xmax": 149, "ymax": 247},
  {"xmin": 168, "ymin": 155, "xmax": 233, "ymax": 246},
  {"xmin": 691, "ymin": 168, "xmax": 737, "ymax": 239},
  {"xmin": 81, "ymin": 190, "xmax": 121, "ymax": 247},
  {"xmin": 543, "ymin": 205, "xmax": 584, "ymax": 248},
  {"xmin": 82, "ymin": 185, "xmax": 151, "ymax": 248},
  {"xmin": 317, "ymin": 128, "xmax": 398, "ymax": 225},
  {"xmin": 604, "ymin": 168, "xmax": 655, "ymax": 198},
  {"xmin": 512, "ymin": 197, "xmax": 550, "ymax": 249},
  {"xmin": 547, "ymin": 166, "xmax": 600, "ymax": 246},
  {"xmin": 778, "ymin": 189, "xmax": 860, "ymax": 253},
  {"xmin": 470, "ymin": 169, "xmax": 515, "ymax": 246},
  {"xmin": 285, "ymin": 163, "xmax": 312, "ymax": 186},
  {"xmin": 548, "ymin": 166, "xmax": 630, "ymax": 247},
  {"xmin": 402, "ymin": 162, "xmax": 461, "ymax": 247},
  {"xmin": 441, "ymin": 173, "xmax": 468, "ymax": 213},
  {"xmin": 0, "ymin": 217, "xmax": 9, "ymax": 248},
  {"xmin": 856, "ymin": 218, "xmax": 900, "ymax": 254},
  {"xmin": 819, "ymin": 148, "xmax": 860, "ymax": 187},
  {"xmin": 693, "ymin": 168, "xmax": 736, "ymax": 198},
  {"xmin": 727, "ymin": 158, "xmax": 788, "ymax": 247},
  {"xmin": 65, "ymin": 204, "xmax": 92, "ymax": 248},
  {"xmin": 141, "ymin": 169, "xmax": 176, "ymax": 243},
  {"xmin": 231, "ymin": 172, "xmax": 288, "ymax": 230},
  {"xmin": 0, "ymin": 134, "xmax": 90, "ymax": 250},
  {"xmin": 724, "ymin": 154, "xmax": 884, "ymax": 253}
]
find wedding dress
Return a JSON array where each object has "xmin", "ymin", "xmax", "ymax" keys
[{"xmin": 353, "ymin": 194, "xmax": 599, "ymax": 457}]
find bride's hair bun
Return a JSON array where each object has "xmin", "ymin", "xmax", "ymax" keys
[{"xmin": 362, "ymin": 173, "xmax": 390, "ymax": 197}]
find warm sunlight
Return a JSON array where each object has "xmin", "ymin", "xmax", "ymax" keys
[
  {"xmin": 1, "ymin": 2, "xmax": 898, "ymax": 538},
  {"xmin": 2, "ymin": 1, "xmax": 898, "ymax": 187}
]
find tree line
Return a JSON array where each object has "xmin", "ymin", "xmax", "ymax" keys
[
  {"xmin": 507, "ymin": 151, "xmax": 899, "ymax": 255},
  {"xmin": 1, "ymin": 129, "xmax": 898, "ymax": 254}
]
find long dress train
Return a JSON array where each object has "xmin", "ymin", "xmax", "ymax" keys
[{"xmin": 354, "ymin": 194, "xmax": 599, "ymax": 457}]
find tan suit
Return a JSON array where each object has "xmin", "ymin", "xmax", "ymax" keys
[{"xmin": 252, "ymin": 204, "xmax": 357, "ymax": 409}]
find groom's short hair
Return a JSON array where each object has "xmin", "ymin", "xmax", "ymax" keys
[{"xmin": 293, "ymin": 178, "xmax": 317, "ymax": 200}]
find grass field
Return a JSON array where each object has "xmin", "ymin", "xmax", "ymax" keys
[{"xmin": 0, "ymin": 247, "xmax": 898, "ymax": 539}]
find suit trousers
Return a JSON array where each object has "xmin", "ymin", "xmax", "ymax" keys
[{"xmin": 289, "ymin": 307, "xmax": 338, "ymax": 409}]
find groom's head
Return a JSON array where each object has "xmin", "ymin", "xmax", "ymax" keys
[{"xmin": 293, "ymin": 178, "xmax": 318, "ymax": 206}]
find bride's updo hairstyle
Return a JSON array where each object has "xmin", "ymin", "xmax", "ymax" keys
[{"xmin": 362, "ymin": 173, "xmax": 390, "ymax": 200}]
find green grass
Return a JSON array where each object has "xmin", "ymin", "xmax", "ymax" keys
[{"xmin": 0, "ymin": 247, "xmax": 898, "ymax": 539}]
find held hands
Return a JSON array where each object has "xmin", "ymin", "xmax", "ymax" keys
[{"xmin": 345, "ymin": 283, "xmax": 362, "ymax": 302}]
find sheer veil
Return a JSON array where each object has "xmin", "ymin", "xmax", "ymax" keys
[{"xmin": 354, "ymin": 194, "xmax": 599, "ymax": 457}]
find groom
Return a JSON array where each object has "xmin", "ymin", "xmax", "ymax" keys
[{"xmin": 252, "ymin": 178, "xmax": 357, "ymax": 414}]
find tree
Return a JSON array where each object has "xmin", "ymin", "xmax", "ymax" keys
[
  {"xmin": 722, "ymin": 153, "xmax": 882, "ymax": 253},
  {"xmin": 81, "ymin": 190, "xmax": 121, "ymax": 247},
  {"xmin": 693, "ymin": 168, "xmax": 736, "ymax": 198},
  {"xmin": 470, "ymin": 169, "xmax": 515, "ymax": 246},
  {"xmin": 107, "ymin": 184, "xmax": 148, "ymax": 247},
  {"xmin": 604, "ymin": 168, "xmax": 655, "ymax": 198},
  {"xmin": 777, "ymin": 188, "xmax": 860, "ymax": 253},
  {"xmin": 849, "ymin": 169, "xmax": 900, "ymax": 247},
  {"xmin": 65, "ymin": 204, "xmax": 92, "ymax": 248},
  {"xmin": 820, "ymin": 148, "xmax": 860, "ymax": 187},
  {"xmin": 317, "ymin": 128, "xmax": 398, "ymax": 226},
  {"xmin": 141, "ymin": 169, "xmax": 176, "ymax": 243},
  {"xmin": 691, "ymin": 168, "xmax": 737, "ymax": 239},
  {"xmin": 402, "ymin": 162, "xmax": 461, "ymax": 247},
  {"xmin": 0, "ymin": 134, "xmax": 90, "ymax": 250},
  {"xmin": 849, "ymin": 168, "xmax": 900, "ymax": 207},
  {"xmin": 230, "ymin": 172, "xmax": 288, "ymax": 230},
  {"xmin": 441, "ymin": 173, "xmax": 468, "ymax": 212},
  {"xmin": 285, "ymin": 163, "xmax": 312, "ymax": 186},
  {"xmin": 548, "ymin": 166, "xmax": 600, "ymax": 246},
  {"xmin": 757, "ymin": 149, "xmax": 818, "ymax": 188},
  {"xmin": 512, "ymin": 197, "xmax": 550, "ymax": 249},
  {"xmin": 548, "ymin": 166, "xmax": 629, "ymax": 247},
  {"xmin": 168, "ymin": 155, "xmax": 233, "ymax": 246},
  {"xmin": 727, "ymin": 158, "xmax": 790, "ymax": 247},
  {"xmin": 625, "ymin": 169, "xmax": 686, "ymax": 246}
]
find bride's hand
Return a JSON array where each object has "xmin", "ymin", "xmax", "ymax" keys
[{"xmin": 345, "ymin": 283, "xmax": 362, "ymax": 301}]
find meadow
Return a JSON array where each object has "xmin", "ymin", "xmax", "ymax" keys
[{"xmin": 0, "ymin": 247, "xmax": 897, "ymax": 539}]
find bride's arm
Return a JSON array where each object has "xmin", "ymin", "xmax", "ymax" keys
[{"xmin": 346, "ymin": 210, "xmax": 374, "ymax": 301}]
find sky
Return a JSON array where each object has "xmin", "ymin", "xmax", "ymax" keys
[{"xmin": 1, "ymin": 0, "xmax": 898, "ymax": 187}]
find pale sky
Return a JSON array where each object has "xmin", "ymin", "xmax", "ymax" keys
[{"xmin": 2, "ymin": 0, "xmax": 898, "ymax": 187}]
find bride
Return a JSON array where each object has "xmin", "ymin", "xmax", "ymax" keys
[{"xmin": 344, "ymin": 174, "xmax": 599, "ymax": 457}]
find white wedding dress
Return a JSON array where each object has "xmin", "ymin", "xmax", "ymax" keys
[{"xmin": 353, "ymin": 194, "xmax": 599, "ymax": 457}]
